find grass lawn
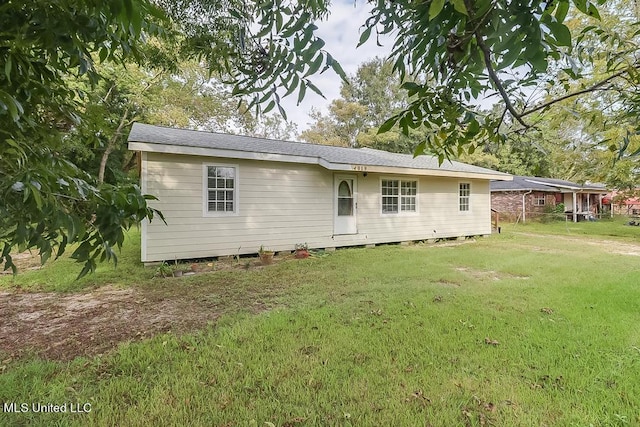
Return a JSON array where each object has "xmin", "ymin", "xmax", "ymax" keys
[{"xmin": 1, "ymin": 220, "xmax": 639, "ymax": 426}]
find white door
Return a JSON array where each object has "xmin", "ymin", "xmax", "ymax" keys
[{"xmin": 334, "ymin": 175, "xmax": 357, "ymax": 235}]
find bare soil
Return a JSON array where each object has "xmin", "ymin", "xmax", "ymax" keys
[
  {"xmin": 0, "ymin": 258, "xmax": 289, "ymax": 362},
  {"xmin": 514, "ymin": 232, "xmax": 640, "ymax": 256},
  {"xmin": 1, "ymin": 285, "xmax": 220, "ymax": 362}
]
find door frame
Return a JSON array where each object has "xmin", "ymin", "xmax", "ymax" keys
[{"xmin": 333, "ymin": 174, "xmax": 357, "ymax": 235}]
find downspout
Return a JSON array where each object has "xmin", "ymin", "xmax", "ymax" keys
[{"xmin": 522, "ymin": 190, "xmax": 533, "ymax": 223}]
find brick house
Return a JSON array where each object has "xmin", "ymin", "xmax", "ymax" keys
[
  {"xmin": 603, "ymin": 191, "xmax": 640, "ymax": 216},
  {"xmin": 491, "ymin": 176, "xmax": 609, "ymax": 222}
]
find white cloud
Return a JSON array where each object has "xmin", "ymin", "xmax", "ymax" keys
[{"xmin": 280, "ymin": 0, "xmax": 392, "ymax": 135}]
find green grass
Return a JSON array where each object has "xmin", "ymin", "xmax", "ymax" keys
[
  {"xmin": 504, "ymin": 216, "xmax": 640, "ymax": 240},
  {"xmin": 1, "ymin": 223, "xmax": 640, "ymax": 426},
  {"xmin": 0, "ymin": 228, "xmax": 151, "ymax": 292}
]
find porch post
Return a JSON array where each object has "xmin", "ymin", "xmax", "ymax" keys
[
  {"xmin": 598, "ymin": 194, "xmax": 603, "ymax": 218},
  {"xmin": 572, "ymin": 192, "xmax": 577, "ymax": 222}
]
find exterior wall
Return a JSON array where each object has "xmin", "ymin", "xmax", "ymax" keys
[
  {"xmin": 491, "ymin": 191, "xmax": 523, "ymax": 221},
  {"xmin": 142, "ymin": 152, "xmax": 492, "ymax": 262},
  {"xmin": 563, "ymin": 193, "xmax": 572, "ymax": 212},
  {"xmin": 613, "ymin": 203, "xmax": 640, "ymax": 216},
  {"xmin": 491, "ymin": 191, "xmax": 559, "ymax": 222}
]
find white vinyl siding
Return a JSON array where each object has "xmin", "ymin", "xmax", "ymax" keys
[
  {"xmin": 381, "ymin": 179, "xmax": 417, "ymax": 214},
  {"xmin": 141, "ymin": 152, "xmax": 492, "ymax": 262}
]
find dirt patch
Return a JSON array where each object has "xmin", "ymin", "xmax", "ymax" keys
[
  {"xmin": 513, "ymin": 232, "xmax": 640, "ymax": 257},
  {"xmin": 0, "ymin": 285, "xmax": 212, "ymax": 361},
  {"xmin": 0, "ymin": 275, "xmax": 284, "ymax": 362},
  {"xmin": 455, "ymin": 267, "xmax": 529, "ymax": 282},
  {"xmin": 0, "ymin": 251, "xmax": 42, "ymax": 275}
]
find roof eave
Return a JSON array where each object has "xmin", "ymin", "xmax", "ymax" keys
[
  {"xmin": 128, "ymin": 141, "xmax": 323, "ymax": 167},
  {"xmin": 129, "ymin": 141, "xmax": 511, "ymax": 180}
]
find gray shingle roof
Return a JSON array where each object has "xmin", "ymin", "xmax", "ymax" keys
[
  {"xmin": 491, "ymin": 176, "xmax": 559, "ymax": 191},
  {"xmin": 491, "ymin": 176, "xmax": 607, "ymax": 192},
  {"xmin": 128, "ymin": 123, "xmax": 511, "ymax": 179}
]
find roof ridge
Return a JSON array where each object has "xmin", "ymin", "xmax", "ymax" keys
[{"xmin": 129, "ymin": 123, "xmax": 511, "ymax": 179}]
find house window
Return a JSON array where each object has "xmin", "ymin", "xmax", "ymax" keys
[
  {"xmin": 459, "ymin": 183, "xmax": 470, "ymax": 211},
  {"xmin": 534, "ymin": 194, "xmax": 546, "ymax": 206},
  {"xmin": 382, "ymin": 179, "xmax": 417, "ymax": 214},
  {"xmin": 205, "ymin": 165, "xmax": 236, "ymax": 214},
  {"xmin": 401, "ymin": 181, "xmax": 417, "ymax": 212}
]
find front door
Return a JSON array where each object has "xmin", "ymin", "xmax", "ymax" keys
[{"xmin": 334, "ymin": 175, "xmax": 357, "ymax": 235}]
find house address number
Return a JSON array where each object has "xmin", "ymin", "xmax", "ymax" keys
[{"xmin": 351, "ymin": 165, "xmax": 368, "ymax": 171}]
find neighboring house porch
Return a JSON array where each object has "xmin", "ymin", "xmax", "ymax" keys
[
  {"xmin": 491, "ymin": 176, "xmax": 609, "ymax": 223},
  {"xmin": 604, "ymin": 191, "xmax": 640, "ymax": 216}
]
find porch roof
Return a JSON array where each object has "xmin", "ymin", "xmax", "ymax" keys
[{"xmin": 491, "ymin": 176, "xmax": 607, "ymax": 193}]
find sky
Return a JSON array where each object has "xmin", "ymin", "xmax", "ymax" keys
[{"xmin": 280, "ymin": 0, "xmax": 391, "ymax": 134}]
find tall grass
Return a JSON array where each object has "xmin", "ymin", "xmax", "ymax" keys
[{"xmin": 1, "ymin": 226, "xmax": 639, "ymax": 425}]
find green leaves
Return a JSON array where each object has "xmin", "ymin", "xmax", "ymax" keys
[
  {"xmin": 358, "ymin": 27, "xmax": 372, "ymax": 47},
  {"xmin": 429, "ymin": 0, "xmax": 445, "ymax": 20},
  {"xmin": 0, "ymin": 0, "xmax": 167, "ymax": 277},
  {"xmin": 0, "ymin": 90, "xmax": 24, "ymax": 122},
  {"xmin": 375, "ymin": 83, "xmax": 499, "ymax": 162},
  {"xmin": 573, "ymin": 0, "xmax": 601, "ymax": 19},
  {"xmin": 451, "ymin": 0, "xmax": 468, "ymax": 15},
  {"xmin": 0, "ymin": 141, "xmax": 166, "ymax": 277},
  {"xmin": 346, "ymin": 0, "xmax": 618, "ymax": 161},
  {"xmin": 213, "ymin": 0, "xmax": 337, "ymax": 117},
  {"xmin": 547, "ymin": 22, "xmax": 572, "ymax": 47}
]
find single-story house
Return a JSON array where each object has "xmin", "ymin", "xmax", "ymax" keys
[
  {"xmin": 491, "ymin": 175, "xmax": 609, "ymax": 222},
  {"xmin": 128, "ymin": 123, "xmax": 511, "ymax": 263},
  {"xmin": 603, "ymin": 190, "xmax": 640, "ymax": 216}
]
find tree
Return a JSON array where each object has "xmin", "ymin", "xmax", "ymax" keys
[
  {"xmin": 351, "ymin": 0, "xmax": 638, "ymax": 164},
  {"xmin": 1, "ymin": 0, "xmax": 322, "ymax": 275},
  {"xmin": 481, "ymin": 0, "xmax": 640, "ymax": 187},
  {"xmin": 2, "ymin": 0, "xmax": 635, "ymax": 276},
  {"xmin": 155, "ymin": 0, "xmax": 342, "ymax": 117},
  {"xmin": 301, "ymin": 101, "xmax": 367, "ymax": 147},
  {"xmin": 301, "ymin": 57, "xmax": 424, "ymax": 152},
  {"xmin": 63, "ymin": 59, "xmax": 261, "ymax": 185},
  {"xmin": 0, "ymin": 0, "xmax": 167, "ymax": 276},
  {"xmin": 340, "ymin": 58, "xmax": 408, "ymax": 128}
]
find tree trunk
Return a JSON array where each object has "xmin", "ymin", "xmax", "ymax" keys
[{"xmin": 98, "ymin": 107, "xmax": 130, "ymax": 184}]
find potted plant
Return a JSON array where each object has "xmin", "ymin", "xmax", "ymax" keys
[
  {"xmin": 155, "ymin": 261, "xmax": 173, "ymax": 278},
  {"xmin": 294, "ymin": 242, "xmax": 310, "ymax": 259},
  {"xmin": 258, "ymin": 245, "xmax": 274, "ymax": 265},
  {"xmin": 172, "ymin": 266, "xmax": 184, "ymax": 277},
  {"xmin": 170, "ymin": 261, "xmax": 192, "ymax": 277}
]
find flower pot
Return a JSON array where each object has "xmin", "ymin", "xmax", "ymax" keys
[
  {"xmin": 172, "ymin": 270, "xmax": 183, "ymax": 277},
  {"xmin": 295, "ymin": 249, "xmax": 309, "ymax": 259}
]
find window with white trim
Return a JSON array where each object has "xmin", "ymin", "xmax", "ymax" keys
[
  {"xmin": 206, "ymin": 165, "xmax": 236, "ymax": 214},
  {"xmin": 534, "ymin": 194, "xmax": 546, "ymax": 206},
  {"xmin": 459, "ymin": 182, "xmax": 470, "ymax": 211},
  {"xmin": 382, "ymin": 179, "xmax": 417, "ymax": 214}
]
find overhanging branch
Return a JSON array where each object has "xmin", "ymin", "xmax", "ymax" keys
[
  {"xmin": 465, "ymin": 0, "xmax": 529, "ymax": 128},
  {"xmin": 520, "ymin": 67, "xmax": 631, "ymax": 118}
]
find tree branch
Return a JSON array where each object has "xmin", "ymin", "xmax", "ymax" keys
[
  {"xmin": 464, "ymin": 0, "xmax": 529, "ymax": 128},
  {"xmin": 520, "ymin": 67, "xmax": 631, "ymax": 118},
  {"xmin": 98, "ymin": 106, "xmax": 130, "ymax": 184}
]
